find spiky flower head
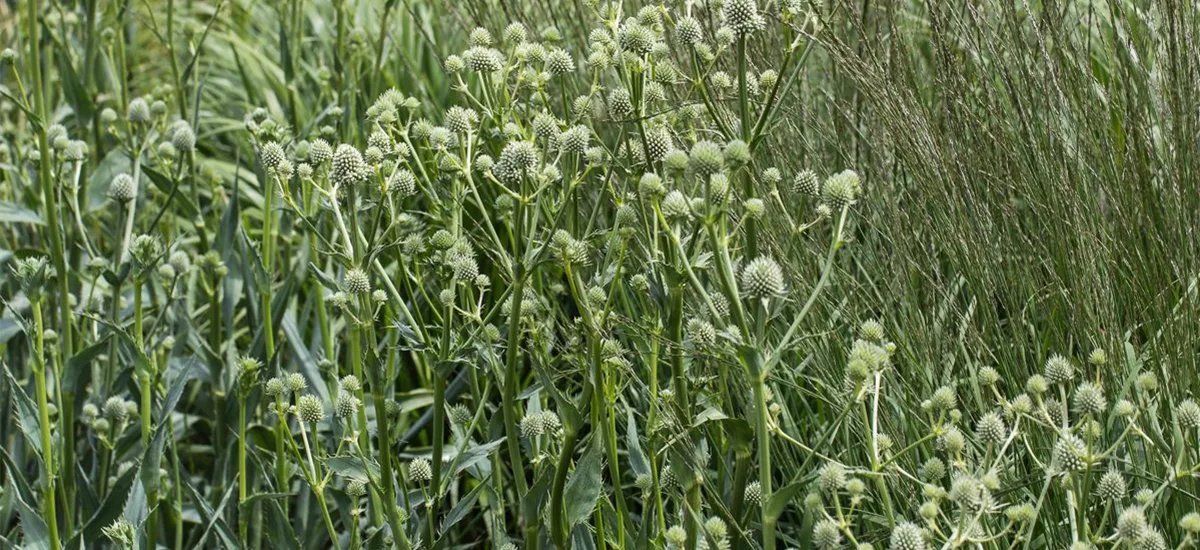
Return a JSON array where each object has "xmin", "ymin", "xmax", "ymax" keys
[
  {"xmin": 286, "ymin": 372, "xmax": 307, "ymax": 392},
  {"xmin": 1178, "ymin": 399, "xmax": 1200, "ymax": 429},
  {"xmin": 665, "ymin": 526, "xmax": 687, "ymax": 546},
  {"xmin": 1096, "ymin": 470, "xmax": 1126, "ymax": 501},
  {"xmin": 921, "ymin": 457, "xmax": 946, "ymax": 481},
  {"xmin": 744, "ymin": 480, "xmax": 763, "ymax": 506},
  {"xmin": 608, "ymin": 88, "xmax": 633, "ymax": 119},
  {"xmin": 617, "ymin": 21, "xmax": 655, "ymax": 54},
  {"xmin": 521, "ymin": 411, "xmax": 545, "ymax": 439},
  {"xmin": 171, "ymin": 124, "xmax": 195, "ymax": 152},
  {"xmin": 817, "ymin": 461, "xmax": 847, "ymax": 493},
  {"xmin": 103, "ymin": 519, "xmax": 136, "ymax": 547},
  {"xmin": 859, "ymin": 319, "xmax": 885, "ymax": 341},
  {"xmin": 344, "ymin": 267, "xmax": 371, "ymax": 294},
  {"xmin": 890, "ymin": 522, "xmax": 926, "ymax": 550},
  {"xmin": 332, "ymin": 144, "xmax": 371, "ymax": 187},
  {"xmin": 127, "ymin": 98, "xmax": 152, "ymax": 123},
  {"xmin": 545, "ymin": 48, "xmax": 575, "ymax": 75},
  {"xmin": 930, "ymin": 386, "xmax": 957, "ymax": 411},
  {"xmin": 823, "ymin": 170, "xmax": 859, "ymax": 210},
  {"xmin": 1181, "ymin": 512, "xmax": 1200, "ymax": 534},
  {"xmin": 643, "ymin": 126, "xmax": 672, "ymax": 162},
  {"xmin": 335, "ymin": 391, "xmax": 360, "ymax": 418},
  {"xmin": 978, "ymin": 366, "xmax": 1000, "ymax": 386},
  {"xmin": 687, "ymin": 319, "xmax": 717, "ymax": 348},
  {"xmin": 661, "ymin": 190, "xmax": 692, "ymax": 221},
  {"xmin": 724, "ymin": 139, "xmax": 751, "ymax": 167},
  {"xmin": 253, "ymin": 139, "xmax": 284, "ymax": 171},
  {"xmin": 813, "ymin": 519, "xmax": 842, "ymax": 549},
  {"xmin": 1044, "ymin": 354, "xmax": 1074, "ymax": 384},
  {"xmin": 689, "ymin": 140, "xmax": 725, "ymax": 176},
  {"xmin": 741, "ymin": 256, "xmax": 785, "ymax": 299},
  {"xmin": 298, "ymin": 394, "xmax": 324, "ymax": 423},
  {"xmin": 103, "ymin": 396, "xmax": 129, "ymax": 423},
  {"xmin": 977, "ymin": 412, "xmax": 1006, "ymax": 444},
  {"xmin": 308, "ymin": 139, "xmax": 333, "ymax": 165},
  {"xmin": 464, "ymin": 46, "xmax": 502, "ymax": 72},
  {"xmin": 108, "ymin": 173, "xmax": 138, "ymax": 202},
  {"xmin": 1053, "ymin": 434, "xmax": 1087, "ymax": 472},
  {"xmin": 1117, "ymin": 507, "xmax": 1148, "ymax": 541},
  {"xmin": 792, "ymin": 169, "xmax": 819, "ymax": 196},
  {"xmin": 722, "ymin": 0, "xmax": 766, "ymax": 35},
  {"xmin": 468, "ymin": 27, "xmax": 493, "ymax": 47},
  {"xmin": 1139, "ymin": 530, "xmax": 1167, "ymax": 550},
  {"xmin": 1073, "ymin": 381, "xmax": 1107, "ymax": 416},
  {"xmin": 264, "ymin": 377, "xmax": 286, "ymax": 397},
  {"xmin": 409, "ymin": 458, "xmax": 432, "ymax": 483},
  {"xmin": 675, "ymin": 16, "xmax": 703, "ymax": 45},
  {"xmin": 1026, "ymin": 374, "xmax": 1049, "ymax": 395}
]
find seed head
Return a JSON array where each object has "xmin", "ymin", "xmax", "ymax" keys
[
  {"xmin": 792, "ymin": 169, "xmax": 819, "ymax": 196},
  {"xmin": 921, "ymin": 457, "xmax": 946, "ymax": 481},
  {"xmin": 545, "ymin": 48, "xmax": 575, "ymax": 75},
  {"xmin": 689, "ymin": 140, "xmax": 725, "ymax": 176},
  {"xmin": 1044, "ymin": 354, "xmax": 1074, "ymax": 384},
  {"xmin": 335, "ymin": 391, "xmax": 360, "ymax": 418},
  {"xmin": 298, "ymin": 394, "xmax": 325, "ymax": 423},
  {"xmin": 977, "ymin": 411, "xmax": 1006, "ymax": 443},
  {"xmin": 468, "ymin": 27, "xmax": 493, "ymax": 47},
  {"xmin": 286, "ymin": 372, "xmax": 307, "ymax": 393},
  {"xmin": 643, "ymin": 127, "xmax": 672, "ymax": 162},
  {"xmin": 741, "ymin": 256, "xmax": 785, "ymax": 299},
  {"xmin": 409, "ymin": 458, "xmax": 432, "ymax": 483},
  {"xmin": 813, "ymin": 519, "xmax": 841, "ymax": 549},
  {"xmin": 344, "ymin": 267, "xmax": 371, "ymax": 294},
  {"xmin": 260, "ymin": 141, "xmax": 286, "ymax": 170},
  {"xmin": 823, "ymin": 169, "xmax": 859, "ymax": 210},
  {"xmin": 675, "ymin": 16, "xmax": 703, "ymax": 45},
  {"xmin": 465, "ymin": 46, "xmax": 502, "ymax": 72},
  {"xmin": 332, "ymin": 144, "xmax": 370, "ymax": 187},
  {"xmin": 723, "ymin": 0, "xmax": 766, "ymax": 35},
  {"xmin": 687, "ymin": 318, "xmax": 717, "ymax": 347},
  {"xmin": 503, "ymin": 22, "xmax": 527, "ymax": 44},
  {"xmin": 817, "ymin": 461, "xmax": 846, "ymax": 493},
  {"xmin": 1178, "ymin": 399, "xmax": 1200, "ymax": 429},
  {"xmin": 127, "ymin": 98, "xmax": 152, "ymax": 123},
  {"xmin": 607, "ymin": 88, "xmax": 633, "ymax": 119},
  {"xmin": 1073, "ymin": 381, "xmax": 1107, "ymax": 416},
  {"xmin": 308, "ymin": 139, "xmax": 333, "ymax": 165},
  {"xmin": 1139, "ymin": 530, "xmax": 1167, "ymax": 550},
  {"xmin": 890, "ymin": 522, "xmax": 926, "ymax": 550},
  {"xmin": 724, "ymin": 139, "xmax": 751, "ymax": 167},
  {"xmin": 744, "ymin": 480, "xmax": 763, "ymax": 506},
  {"xmin": 1053, "ymin": 434, "xmax": 1087, "ymax": 472},
  {"xmin": 1117, "ymin": 507, "xmax": 1148, "ymax": 541},
  {"xmin": 1096, "ymin": 470, "xmax": 1126, "ymax": 501},
  {"xmin": 930, "ymin": 386, "xmax": 957, "ymax": 411},
  {"xmin": 108, "ymin": 173, "xmax": 137, "ymax": 202}
]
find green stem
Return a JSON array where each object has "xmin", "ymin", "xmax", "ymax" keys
[{"xmin": 32, "ymin": 302, "xmax": 61, "ymax": 549}]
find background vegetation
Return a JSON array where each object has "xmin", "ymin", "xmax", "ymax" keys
[{"xmin": 0, "ymin": 0, "xmax": 1197, "ymax": 549}]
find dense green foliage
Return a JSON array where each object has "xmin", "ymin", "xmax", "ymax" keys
[{"xmin": 0, "ymin": 1, "xmax": 1198, "ymax": 550}]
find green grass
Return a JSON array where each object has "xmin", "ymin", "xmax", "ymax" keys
[{"xmin": 0, "ymin": 0, "xmax": 1199, "ymax": 549}]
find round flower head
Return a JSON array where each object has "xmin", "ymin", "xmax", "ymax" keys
[
  {"xmin": 687, "ymin": 318, "xmax": 717, "ymax": 347},
  {"xmin": 465, "ymin": 46, "xmax": 502, "ymax": 72},
  {"xmin": 503, "ymin": 22, "xmax": 527, "ymax": 43},
  {"xmin": 448, "ymin": 403, "xmax": 472, "ymax": 425},
  {"xmin": 332, "ymin": 144, "xmax": 370, "ymax": 187},
  {"xmin": 108, "ymin": 173, "xmax": 137, "ymax": 202},
  {"xmin": 643, "ymin": 126, "xmax": 672, "ymax": 162},
  {"xmin": 390, "ymin": 168, "xmax": 417, "ymax": 197},
  {"xmin": 1096, "ymin": 470, "xmax": 1126, "ymax": 501},
  {"xmin": 545, "ymin": 48, "xmax": 575, "ymax": 75},
  {"xmin": 521, "ymin": 411, "xmax": 545, "ymax": 438},
  {"xmin": 1139, "ymin": 530, "xmax": 1167, "ymax": 550},
  {"xmin": 172, "ymin": 124, "xmax": 195, "ymax": 152},
  {"xmin": 127, "ymin": 98, "xmax": 152, "ymax": 123},
  {"xmin": 976, "ymin": 411, "xmax": 1006, "ymax": 443},
  {"xmin": 344, "ymin": 267, "xmax": 370, "ymax": 295},
  {"xmin": 1117, "ymin": 506, "xmax": 1147, "ymax": 541},
  {"xmin": 468, "ymin": 27, "xmax": 493, "ymax": 47},
  {"xmin": 260, "ymin": 141, "xmax": 286, "ymax": 170},
  {"xmin": 346, "ymin": 479, "xmax": 367, "ymax": 498},
  {"xmin": 675, "ymin": 16, "xmax": 703, "ymax": 45},
  {"xmin": 264, "ymin": 377, "xmax": 286, "ymax": 397},
  {"xmin": 890, "ymin": 522, "xmax": 926, "ymax": 550},
  {"xmin": 741, "ymin": 257, "xmax": 785, "ymax": 299},
  {"xmin": 822, "ymin": 169, "xmax": 859, "ymax": 210},
  {"xmin": 445, "ymin": 55, "xmax": 466, "ymax": 74},
  {"xmin": 1181, "ymin": 512, "xmax": 1200, "ymax": 534},
  {"xmin": 1088, "ymin": 347, "xmax": 1107, "ymax": 366},
  {"xmin": 1073, "ymin": 381, "xmax": 1107, "ymax": 416},
  {"xmin": 308, "ymin": 139, "xmax": 333, "ymax": 165},
  {"xmin": 792, "ymin": 169, "xmax": 820, "ymax": 196},
  {"xmin": 617, "ymin": 21, "xmax": 655, "ymax": 54},
  {"xmin": 663, "ymin": 149, "xmax": 689, "ymax": 174},
  {"xmin": 614, "ymin": 203, "xmax": 638, "ymax": 229},
  {"xmin": 335, "ymin": 391, "xmax": 360, "ymax": 418},
  {"xmin": 298, "ymin": 394, "xmax": 324, "ymax": 423},
  {"xmin": 744, "ymin": 480, "xmax": 763, "ymax": 506},
  {"xmin": 813, "ymin": 519, "xmax": 841, "ymax": 549},
  {"xmin": 920, "ymin": 456, "xmax": 946, "ymax": 481},
  {"xmin": 930, "ymin": 386, "xmax": 956, "ymax": 411},
  {"xmin": 103, "ymin": 396, "xmax": 129, "ymax": 423},
  {"xmin": 817, "ymin": 461, "xmax": 846, "ymax": 493},
  {"xmin": 859, "ymin": 319, "xmax": 885, "ymax": 341},
  {"xmin": 1044, "ymin": 354, "xmax": 1074, "ymax": 384},
  {"xmin": 1026, "ymin": 374, "xmax": 1049, "ymax": 395},
  {"xmin": 285, "ymin": 372, "xmax": 307, "ymax": 392},
  {"xmin": 689, "ymin": 140, "xmax": 725, "ymax": 176},
  {"xmin": 665, "ymin": 525, "xmax": 686, "ymax": 546},
  {"xmin": 661, "ymin": 190, "xmax": 691, "ymax": 221},
  {"xmin": 1053, "ymin": 434, "xmax": 1087, "ymax": 472},
  {"xmin": 409, "ymin": 457, "xmax": 432, "ymax": 483},
  {"xmin": 724, "ymin": 139, "xmax": 751, "ymax": 167},
  {"xmin": 607, "ymin": 88, "xmax": 633, "ymax": 119},
  {"xmin": 1178, "ymin": 399, "xmax": 1200, "ymax": 429},
  {"xmin": 978, "ymin": 366, "xmax": 1000, "ymax": 386}
]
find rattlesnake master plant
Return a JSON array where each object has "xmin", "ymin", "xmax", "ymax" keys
[{"xmin": 3, "ymin": 0, "xmax": 1199, "ymax": 549}]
